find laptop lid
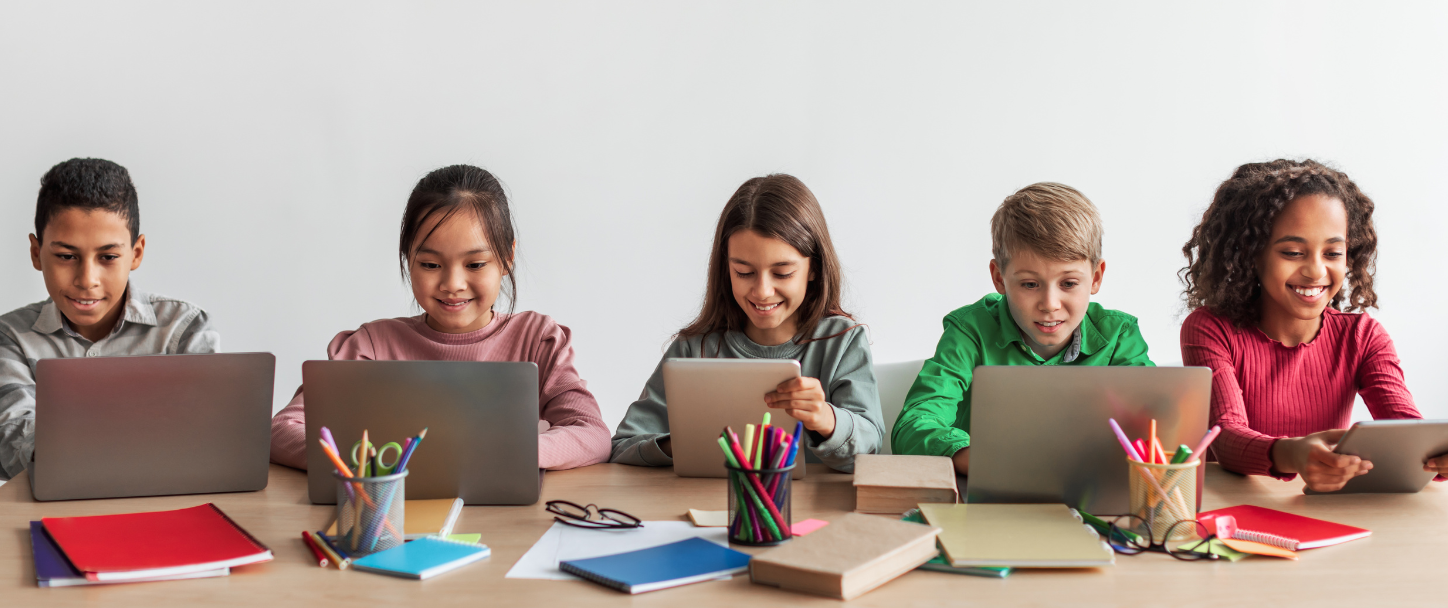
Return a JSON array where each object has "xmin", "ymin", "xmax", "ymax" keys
[
  {"xmin": 966, "ymin": 366, "xmax": 1211, "ymax": 514},
  {"xmin": 664, "ymin": 358, "xmax": 806, "ymax": 479},
  {"xmin": 31, "ymin": 353, "xmax": 275, "ymax": 501},
  {"xmin": 303, "ymin": 360, "xmax": 540, "ymax": 506}
]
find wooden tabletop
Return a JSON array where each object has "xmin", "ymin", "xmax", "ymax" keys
[{"xmin": 3, "ymin": 463, "xmax": 1445, "ymax": 606}]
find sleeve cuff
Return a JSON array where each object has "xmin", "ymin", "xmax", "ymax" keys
[
  {"xmin": 810, "ymin": 404, "xmax": 855, "ymax": 455},
  {"xmin": 637, "ymin": 434, "xmax": 674, "ymax": 466}
]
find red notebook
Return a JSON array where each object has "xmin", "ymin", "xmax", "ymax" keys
[
  {"xmin": 1198, "ymin": 505, "xmax": 1370, "ymax": 550},
  {"xmin": 42, "ymin": 504, "xmax": 273, "ymax": 581}
]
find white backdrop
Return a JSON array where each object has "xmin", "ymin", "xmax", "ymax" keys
[{"xmin": 2, "ymin": 2, "xmax": 1445, "ymax": 428}]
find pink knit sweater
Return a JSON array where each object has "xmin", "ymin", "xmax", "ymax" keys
[
  {"xmin": 269, "ymin": 311, "xmax": 610, "ymax": 470},
  {"xmin": 1180, "ymin": 307, "xmax": 1420, "ymax": 479}
]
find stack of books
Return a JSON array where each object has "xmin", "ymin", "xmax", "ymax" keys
[
  {"xmin": 749, "ymin": 512, "xmax": 941, "ymax": 600},
  {"xmin": 852, "ymin": 454, "xmax": 958, "ymax": 514},
  {"xmin": 30, "ymin": 503, "xmax": 273, "ymax": 587}
]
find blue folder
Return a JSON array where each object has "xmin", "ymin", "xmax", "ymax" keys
[{"xmin": 559, "ymin": 537, "xmax": 751, "ymax": 594}]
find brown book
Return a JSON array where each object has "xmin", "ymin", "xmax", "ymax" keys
[
  {"xmin": 852, "ymin": 454, "xmax": 958, "ymax": 514},
  {"xmin": 749, "ymin": 512, "xmax": 940, "ymax": 600}
]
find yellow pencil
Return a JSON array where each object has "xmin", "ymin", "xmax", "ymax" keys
[{"xmin": 743, "ymin": 424, "xmax": 756, "ymax": 468}]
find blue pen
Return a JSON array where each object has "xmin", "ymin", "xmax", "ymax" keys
[{"xmin": 786, "ymin": 421, "xmax": 803, "ymax": 466}]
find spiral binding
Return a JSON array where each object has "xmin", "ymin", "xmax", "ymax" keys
[{"xmin": 1232, "ymin": 528, "xmax": 1298, "ymax": 550}]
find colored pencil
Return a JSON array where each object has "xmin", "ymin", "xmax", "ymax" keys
[{"xmin": 301, "ymin": 531, "xmax": 329, "ymax": 568}]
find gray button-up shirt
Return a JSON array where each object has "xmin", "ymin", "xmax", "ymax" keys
[{"xmin": 0, "ymin": 287, "xmax": 219, "ymax": 480}]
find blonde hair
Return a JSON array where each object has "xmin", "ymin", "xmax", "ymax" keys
[{"xmin": 990, "ymin": 182, "xmax": 1103, "ymax": 267}]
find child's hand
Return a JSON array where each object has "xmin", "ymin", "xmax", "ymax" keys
[
  {"xmin": 1422, "ymin": 453, "xmax": 1448, "ymax": 481},
  {"xmin": 1273, "ymin": 429, "xmax": 1373, "ymax": 492},
  {"xmin": 765, "ymin": 377, "xmax": 835, "ymax": 438}
]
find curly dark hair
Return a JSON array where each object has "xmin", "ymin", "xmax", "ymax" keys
[{"xmin": 1179, "ymin": 159, "xmax": 1378, "ymax": 328}]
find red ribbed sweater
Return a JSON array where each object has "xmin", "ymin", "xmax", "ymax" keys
[
  {"xmin": 1180, "ymin": 307, "xmax": 1419, "ymax": 479},
  {"xmin": 269, "ymin": 311, "xmax": 611, "ymax": 471}
]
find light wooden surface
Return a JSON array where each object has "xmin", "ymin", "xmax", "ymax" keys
[{"xmin": 3, "ymin": 463, "xmax": 1445, "ymax": 606}]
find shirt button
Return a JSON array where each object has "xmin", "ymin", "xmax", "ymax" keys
[{"xmin": 87, "ymin": 351, "xmax": 99, "ymax": 357}]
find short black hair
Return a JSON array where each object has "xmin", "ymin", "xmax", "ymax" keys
[{"xmin": 35, "ymin": 158, "xmax": 141, "ymax": 243}]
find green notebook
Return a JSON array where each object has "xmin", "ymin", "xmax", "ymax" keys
[{"xmin": 901, "ymin": 509, "xmax": 1011, "ymax": 578}]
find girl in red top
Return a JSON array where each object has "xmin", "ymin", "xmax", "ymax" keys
[{"xmin": 1179, "ymin": 159, "xmax": 1447, "ymax": 491}]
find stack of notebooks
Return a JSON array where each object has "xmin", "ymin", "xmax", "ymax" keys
[
  {"xmin": 917, "ymin": 503, "xmax": 1114, "ymax": 568},
  {"xmin": 30, "ymin": 504, "xmax": 273, "ymax": 587},
  {"xmin": 853, "ymin": 454, "xmax": 958, "ymax": 514},
  {"xmin": 749, "ymin": 512, "xmax": 941, "ymax": 600}
]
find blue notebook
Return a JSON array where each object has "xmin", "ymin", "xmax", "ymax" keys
[
  {"xmin": 351, "ymin": 537, "xmax": 491, "ymax": 580},
  {"xmin": 559, "ymin": 537, "xmax": 750, "ymax": 594}
]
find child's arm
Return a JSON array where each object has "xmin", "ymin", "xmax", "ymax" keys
[
  {"xmin": 268, "ymin": 328, "xmax": 373, "ymax": 470},
  {"xmin": 0, "ymin": 330, "xmax": 35, "ymax": 481},
  {"xmin": 532, "ymin": 321, "xmax": 610, "ymax": 470},
  {"xmin": 890, "ymin": 317, "xmax": 977, "ymax": 460},
  {"xmin": 797, "ymin": 327, "xmax": 883, "ymax": 473},
  {"xmin": 609, "ymin": 340, "xmax": 692, "ymax": 466}
]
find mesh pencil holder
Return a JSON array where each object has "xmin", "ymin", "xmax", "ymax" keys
[
  {"xmin": 334, "ymin": 470, "xmax": 407, "ymax": 557},
  {"xmin": 726, "ymin": 461, "xmax": 794, "ymax": 546},
  {"xmin": 1127, "ymin": 459, "xmax": 1199, "ymax": 541}
]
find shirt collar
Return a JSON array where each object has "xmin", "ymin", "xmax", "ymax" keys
[
  {"xmin": 30, "ymin": 285, "xmax": 155, "ymax": 339},
  {"xmin": 993, "ymin": 294, "xmax": 1104, "ymax": 362}
]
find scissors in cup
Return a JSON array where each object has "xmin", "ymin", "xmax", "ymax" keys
[{"xmin": 351, "ymin": 440, "xmax": 404, "ymax": 476}]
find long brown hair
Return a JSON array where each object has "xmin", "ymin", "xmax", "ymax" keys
[
  {"xmin": 1179, "ymin": 159, "xmax": 1379, "ymax": 328},
  {"xmin": 678, "ymin": 174, "xmax": 854, "ymax": 344},
  {"xmin": 398, "ymin": 164, "xmax": 519, "ymax": 330}
]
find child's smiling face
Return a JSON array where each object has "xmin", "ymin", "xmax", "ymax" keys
[
  {"xmin": 990, "ymin": 247, "xmax": 1104, "ymax": 359},
  {"xmin": 408, "ymin": 210, "xmax": 511, "ymax": 334},
  {"xmin": 1255, "ymin": 193, "xmax": 1348, "ymax": 327},
  {"xmin": 29, "ymin": 208, "xmax": 145, "ymax": 342},
  {"xmin": 727, "ymin": 229, "xmax": 814, "ymax": 346}
]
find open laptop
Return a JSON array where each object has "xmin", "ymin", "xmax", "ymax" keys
[
  {"xmin": 664, "ymin": 358, "xmax": 806, "ymax": 479},
  {"xmin": 965, "ymin": 366, "xmax": 1211, "ymax": 514},
  {"xmin": 303, "ymin": 360, "xmax": 540, "ymax": 505},
  {"xmin": 29, "ymin": 353, "xmax": 275, "ymax": 501}
]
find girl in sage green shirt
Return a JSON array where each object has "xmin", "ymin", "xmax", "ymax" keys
[{"xmin": 609, "ymin": 174, "xmax": 883, "ymax": 473}]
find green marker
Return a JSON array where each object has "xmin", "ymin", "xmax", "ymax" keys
[
  {"xmin": 1170, "ymin": 445, "xmax": 1193, "ymax": 464},
  {"xmin": 1079, "ymin": 510, "xmax": 1144, "ymax": 545}
]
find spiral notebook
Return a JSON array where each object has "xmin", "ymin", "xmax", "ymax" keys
[
  {"xmin": 351, "ymin": 537, "xmax": 491, "ymax": 580},
  {"xmin": 559, "ymin": 537, "xmax": 750, "ymax": 594}
]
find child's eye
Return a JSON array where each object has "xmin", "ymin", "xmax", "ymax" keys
[
  {"xmin": 55, "ymin": 254, "xmax": 76, "ymax": 261},
  {"xmin": 1021, "ymin": 281, "xmax": 1038, "ymax": 289},
  {"xmin": 773, "ymin": 272, "xmax": 795, "ymax": 280},
  {"xmin": 1280, "ymin": 250, "xmax": 1303, "ymax": 258},
  {"xmin": 1325, "ymin": 251, "xmax": 1344, "ymax": 259},
  {"xmin": 734, "ymin": 270, "xmax": 755, "ymax": 278},
  {"xmin": 419, "ymin": 262, "xmax": 441, "ymax": 270},
  {"xmin": 101, "ymin": 254, "xmax": 120, "ymax": 262},
  {"xmin": 468, "ymin": 262, "xmax": 489, "ymax": 270},
  {"xmin": 1062, "ymin": 280, "xmax": 1079, "ymax": 289}
]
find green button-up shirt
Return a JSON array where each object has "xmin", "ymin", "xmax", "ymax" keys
[{"xmin": 890, "ymin": 293, "xmax": 1154, "ymax": 458}]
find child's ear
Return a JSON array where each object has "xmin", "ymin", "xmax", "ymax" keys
[
  {"xmin": 989, "ymin": 259, "xmax": 1007, "ymax": 294},
  {"xmin": 1089, "ymin": 259, "xmax": 1105, "ymax": 295},
  {"xmin": 130, "ymin": 234, "xmax": 146, "ymax": 271},
  {"xmin": 29, "ymin": 234, "xmax": 42, "ymax": 271}
]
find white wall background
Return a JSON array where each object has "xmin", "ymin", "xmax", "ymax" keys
[{"xmin": 2, "ymin": 2, "xmax": 1445, "ymax": 428}]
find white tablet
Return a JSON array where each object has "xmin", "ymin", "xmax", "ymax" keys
[
  {"xmin": 664, "ymin": 358, "xmax": 806, "ymax": 479},
  {"xmin": 1305, "ymin": 419, "xmax": 1448, "ymax": 494}
]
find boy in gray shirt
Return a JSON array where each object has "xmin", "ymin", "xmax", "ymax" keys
[{"xmin": 0, "ymin": 158, "xmax": 218, "ymax": 480}]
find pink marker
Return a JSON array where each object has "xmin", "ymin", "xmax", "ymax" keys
[
  {"xmin": 1190, "ymin": 425, "xmax": 1222, "ymax": 463},
  {"xmin": 1108, "ymin": 418, "xmax": 1144, "ymax": 461}
]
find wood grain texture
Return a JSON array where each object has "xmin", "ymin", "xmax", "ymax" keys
[{"xmin": 2, "ymin": 463, "xmax": 1445, "ymax": 606}]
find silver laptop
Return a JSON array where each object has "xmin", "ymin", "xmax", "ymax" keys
[
  {"xmin": 664, "ymin": 358, "xmax": 806, "ymax": 479},
  {"xmin": 29, "ymin": 353, "xmax": 275, "ymax": 501},
  {"xmin": 303, "ymin": 360, "xmax": 540, "ymax": 505},
  {"xmin": 966, "ymin": 366, "xmax": 1211, "ymax": 514}
]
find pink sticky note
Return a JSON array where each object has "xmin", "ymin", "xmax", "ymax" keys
[{"xmin": 792, "ymin": 518, "xmax": 829, "ymax": 536}]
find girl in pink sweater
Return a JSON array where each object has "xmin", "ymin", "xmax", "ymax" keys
[
  {"xmin": 1179, "ymin": 159, "xmax": 1445, "ymax": 491},
  {"xmin": 270, "ymin": 165, "xmax": 610, "ymax": 470}
]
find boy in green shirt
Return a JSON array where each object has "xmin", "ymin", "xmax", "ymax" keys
[{"xmin": 891, "ymin": 183, "xmax": 1153, "ymax": 474}]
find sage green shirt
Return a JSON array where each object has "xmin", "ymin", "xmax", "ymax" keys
[{"xmin": 890, "ymin": 293, "xmax": 1153, "ymax": 458}]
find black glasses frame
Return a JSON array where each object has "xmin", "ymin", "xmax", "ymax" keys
[
  {"xmin": 1096, "ymin": 514, "xmax": 1220, "ymax": 562},
  {"xmin": 545, "ymin": 500, "xmax": 643, "ymax": 530}
]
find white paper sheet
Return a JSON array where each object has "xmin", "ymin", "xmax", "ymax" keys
[{"xmin": 505, "ymin": 521, "xmax": 731, "ymax": 580}]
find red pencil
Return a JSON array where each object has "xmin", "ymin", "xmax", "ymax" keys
[{"xmin": 300, "ymin": 531, "xmax": 329, "ymax": 568}]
